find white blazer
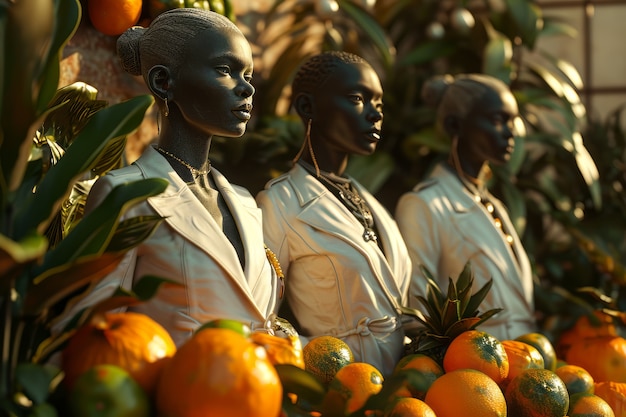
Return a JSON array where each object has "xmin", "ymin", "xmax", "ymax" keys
[
  {"xmin": 54, "ymin": 146, "xmax": 281, "ymax": 346},
  {"xmin": 257, "ymin": 164, "xmax": 411, "ymax": 376},
  {"xmin": 395, "ymin": 163, "xmax": 537, "ymax": 340}
]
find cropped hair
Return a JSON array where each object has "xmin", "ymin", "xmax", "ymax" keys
[{"xmin": 117, "ymin": 8, "xmax": 241, "ymax": 80}]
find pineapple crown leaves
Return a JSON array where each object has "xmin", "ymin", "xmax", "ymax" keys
[{"xmin": 403, "ymin": 262, "xmax": 503, "ymax": 351}]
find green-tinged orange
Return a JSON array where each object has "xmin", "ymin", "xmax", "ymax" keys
[
  {"xmin": 394, "ymin": 354, "xmax": 443, "ymax": 400},
  {"xmin": 515, "ymin": 332, "xmax": 558, "ymax": 372},
  {"xmin": 443, "ymin": 330, "xmax": 509, "ymax": 384},
  {"xmin": 555, "ymin": 364, "xmax": 595, "ymax": 396},
  {"xmin": 424, "ymin": 368, "xmax": 507, "ymax": 417},
  {"xmin": 505, "ymin": 368, "xmax": 569, "ymax": 417},
  {"xmin": 195, "ymin": 318, "xmax": 251, "ymax": 337},
  {"xmin": 67, "ymin": 364, "xmax": 150, "ymax": 417},
  {"xmin": 321, "ymin": 362, "xmax": 383, "ymax": 416},
  {"xmin": 500, "ymin": 339, "xmax": 545, "ymax": 391},
  {"xmin": 568, "ymin": 392, "xmax": 615, "ymax": 417},
  {"xmin": 303, "ymin": 335, "xmax": 354, "ymax": 384}
]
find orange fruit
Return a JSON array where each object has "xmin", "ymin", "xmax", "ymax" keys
[
  {"xmin": 555, "ymin": 364, "xmax": 595, "ymax": 397},
  {"xmin": 594, "ymin": 381, "xmax": 626, "ymax": 416},
  {"xmin": 505, "ymin": 368, "xmax": 570, "ymax": 417},
  {"xmin": 568, "ymin": 392, "xmax": 615, "ymax": 417},
  {"xmin": 443, "ymin": 330, "xmax": 509, "ymax": 384},
  {"xmin": 155, "ymin": 328, "xmax": 282, "ymax": 417},
  {"xmin": 385, "ymin": 397, "xmax": 437, "ymax": 417},
  {"xmin": 88, "ymin": 0, "xmax": 143, "ymax": 36},
  {"xmin": 303, "ymin": 335, "xmax": 354, "ymax": 384},
  {"xmin": 321, "ymin": 362, "xmax": 383, "ymax": 415},
  {"xmin": 61, "ymin": 311, "xmax": 176, "ymax": 396},
  {"xmin": 393, "ymin": 353, "xmax": 444, "ymax": 399},
  {"xmin": 195, "ymin": 318, "xmax": 252, "ymax": 337},
  {"xmin": 501, "ymin": 339, "xmax": 545, "ymax": 390},
  {"xmin": 67, "ymin": 364, "xmax": 150, "ymax": 417},
  {"xmin": 566, "ymin": 336, "xmax": 626, "ymax": 382},
  {"xmin": 516, "ymin": 332, "xmax": 558, "ymax": 371},
  {"xmin": 250, "ymin": 331, "xmax": 305, "ymax": 369},
  {"xmin": 573, "ymin": 311, "xmax": 618, "ymax": 339},
  {"xmin": 424, "ymin": 368, "xmax": 507, "ymax": 417}
]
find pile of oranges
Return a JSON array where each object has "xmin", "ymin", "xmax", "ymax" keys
[{"xmin": 59, "ymin": 311, "xmax": 626, "ymax": 417}]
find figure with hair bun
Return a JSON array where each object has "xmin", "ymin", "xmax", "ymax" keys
[
  {"xmin": 53, "ymin": 9, "xmax": 283, "ymax": 346},
  {"xmin": 256, "ymin": 51, "xmax": 411, "ymax": 376},
  {"xmin": 395, "ymin": 73, "xmax": 537, "ymax": 340}
]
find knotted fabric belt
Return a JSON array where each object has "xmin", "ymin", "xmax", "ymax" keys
[{"xmin": 331, "ymin": 315, "xmax": 399, "ymax": 338}]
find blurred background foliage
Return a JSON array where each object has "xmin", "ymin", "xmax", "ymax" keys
[{"xmin": 208, "ymin": 0, "xmax": 626, "ymax": 339}]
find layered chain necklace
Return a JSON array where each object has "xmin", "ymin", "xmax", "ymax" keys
[
  {"xmin": 156, "ymin": 146, "xmax": 211, "ymax": 177},
  {"xmin": 299, "ymin": 161, "xmax": 378, "ymax": 243}
]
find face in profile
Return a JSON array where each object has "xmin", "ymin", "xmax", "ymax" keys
[
  {"xmin": 460, "ymin": 85, "xmax": 519, "ymax": 167},
  {"xmin": 312, "ymin": 62, "xmax": 383, "ymax": 156},
  {"xmin": 171, "ymin": 27, "xmax": 255, "ymax": 137}
]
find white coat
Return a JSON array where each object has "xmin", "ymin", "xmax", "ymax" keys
[
  {"xmin": 54, "ymin": 146, "xmax": 281, "ymax": 346},
  {"xmin": 256, "ymin": 163, "xmax": 411, "ymax": 376},
  {"xmin": 395, "ymin": 163, "xmax": 537, "ymax": 340}
]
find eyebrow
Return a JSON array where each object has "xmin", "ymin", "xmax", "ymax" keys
[{"xmin": 213, "ymin": 52, "xmax": 253, "ymax": 70}]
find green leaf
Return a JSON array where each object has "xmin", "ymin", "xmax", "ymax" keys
[
  {"xmin": 465, "ymin": 279, "xmax": 495, "ymax": 317},
  {"xmin": 275, "ymin": 364, "xmax": 326, "ymax": 406},
  {"xmin": 12, "ymin": 95, "xmax": 154, "ymax": 241},
  {"xmin": 346, "ymin": 151, "xmax": 394, "ymax": 193},
  {"xmin": 360, "ymin": 369, "xmax": 429, "ymax": 413},
  {"xmin": 482, "ymin": 34, "xmax": 512, "ymax": 82},
  {"xmin": 400, "ymin": 40, "xmax": 456, "ymax": 66},
  {"xmin": 504, "ymin": 0, "xmax": 542, "ymax": 47},
  {"xmin": 0, "ymin": 234, "xmax": 47, "ymax": 281},
  {"xmin": 113, "ymin": 275, "xmax": 182, "ymax": 302},
  {"xmin": 14, "ymin": 363, "xmax": 60, "ymax": 405},
  {"xmin": 105, "ymin": 215, "xmax": 165, "ymax": 253}
]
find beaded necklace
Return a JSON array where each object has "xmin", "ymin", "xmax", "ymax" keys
[{"xmin": 156, "ymin": 146, "xmax": 211, "ymax": 177}]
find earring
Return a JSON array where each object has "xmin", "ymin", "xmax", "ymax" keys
[
  {"xmin": 164, "ymin": 97, "xmax": 170, "ymax": 117},
  {"xmin": 292, "ymin": 119, "xmax": 320, "ymax": 177}
]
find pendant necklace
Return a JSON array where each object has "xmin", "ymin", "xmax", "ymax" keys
[
  {"xmin": 156, "ymin": 146, "xmax": 211, "ymax": 177},
  {"xmin": 299, "ymin": 161, "xmax": 378, "ymax": 243}
]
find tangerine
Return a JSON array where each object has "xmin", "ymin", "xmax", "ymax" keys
[
  {"xmin": 555, "ymin": 364, "xmax": 595, "ymax": 397},
  {"xmin": 250, "ymin": 331, "xmax": 305, "ymax": 369},
  {"xmin": 88, "ymin": 0, "xmax": 142, "ymax": 36},
  {"xmin": 505, "ymin": 368, "xmax": 570, "ymax": 417},
  {"xmin": 515, "ymin": 332, "xmax": 558, "ymax": 371},
  {"xmin": 321, "ymin": 362, "xmax": 384, "ymax": 416},
  {"xmin": 443, "ymin": 329, "xmax": 509, "ymax": 384},
  {"xmin": 155, "ymin": 328, "xmax": 282, "ymax": 417},
  {"xmin": 385, "ymin": 397, "xmax": 437, "ymax": 417},
  {"xmin": 566, "ymin": 336, "xmax": 626, "ymax": 382},
  {"xmin": 303, "ymin": 335, "xmax": 354, "ymax": 384},
  {"xmin": 67, "ymin": 364, "xmax": 150, "ymax": 417},
  {"xmin": 568, "ymin": 392, "xmax": 615, "ymax": 417},
  {"xmin": 594, "ymin": 381, "xmax": 626, "ymax": 417},
  {"xmin": 61, "ymin": 311, "xmax": 176, "ymax": 396},
  {"xmin": 424, "ymin": 368, "xmax": 507, "ymax": 417},
  {"xmin": 393, "ymin": 354, "xmax": 443, "ymax": 399},
  {"xmin": 501, "ymin": 339, "xmax": 545, "ymax": 390}
]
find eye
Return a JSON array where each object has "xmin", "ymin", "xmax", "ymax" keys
[
  {"xmin": 349, "ymin": 94, "xmax": 363, "ymax": 103},
  {"xmin": 216, "ymin": 66, "xmax": 231, "ymax": 76},
  {"xmin": 244, "ymin": 72, "xmax": 253, "ymax": 83}
]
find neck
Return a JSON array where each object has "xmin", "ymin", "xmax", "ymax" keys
[
  {"xmin": 158, "ymin": 121, "xmax": 212, "ymax": 169},
  {"xmin": 300, "ymin": 151, "xmax": 348, "ymax": 177}
]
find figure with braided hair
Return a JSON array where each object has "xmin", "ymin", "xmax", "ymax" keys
[
  {"xmin": 53, "ymin": 9, "xmax": 283, "ymax": 346},
  {"xmin": 395, "ymin": 73, "xmax": 538, "ymax": 340},
  {"xmin": 256, "ymin": 51, "xmax": 411, "ymax": 376}
]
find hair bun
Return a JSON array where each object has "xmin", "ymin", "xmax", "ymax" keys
[
  {"xmin": 117, "ymin": 26, "xmax": 146, "ymax": 76},
  {"xmin": 421, "ymin": 74, "xmax": 454, "ymax": 107}
]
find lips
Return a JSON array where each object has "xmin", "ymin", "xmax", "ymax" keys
[
  {"xmin": 367, "ymin": 130, "xmax": 381, "ymax": 141},
  {"xmin": 232, "ymin": 103, "xmax": 252, "ymax": 121}
]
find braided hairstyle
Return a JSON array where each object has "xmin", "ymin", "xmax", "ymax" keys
[
  {"xmin": 291, "ymin": 51, "xmax": 370, "ymax": 107},
  {"xmin": 117, "ymin": 8, "xmax": 241, "ymax": 81}
]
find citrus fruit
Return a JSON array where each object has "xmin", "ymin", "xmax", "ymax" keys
[
  {"xmin": 501, "ymin": 339, "xmax": 545, "ymax": 390},
  {"xmin": 424, "ymin": 368, "xmax": 507, "ymax": 417},
  {"xmin": 88, "ymin": 0, "xmax": 142, "ymax": 36},
  {"xmin": 67, "ymin": 364, "xmax": 150, "ymax": 417},
  {"xmin": 594, "ymin": 381, "xmax": 626, "ymax": 416},
  {"xmin": 321, "ymin": 362, "xmax": 384, "ymax": 415},
  {"xmin": 155, "ymin": 327, "xmax": 282, "ymax": 417},
  {"xmin": 504, "ymin": 368, "xmax": 570, "ymax": 417},
  {"xmin": 250, "ymin": 331, "xmax": 305, "ymax": 369},
  {"xmin": 566, "ymin": 336, "xmax": 626, "ymax": 382},
  {"xmin": 385, "ymin": 397, "xmax": 437, "ymax": 417},
  {"xmin": 568, "ymin": 392, "xmax": 615, "ymax": 417},
  {"xmin": 303, "ymin": 335, "xmax": 354, "ymax": 384},
  {"xmin": 61, "ymin": 311, "xmax": 176, "ymax": 396},
  {"xmin": 555, "ymin": 364, "xmax": 595, "ymax": 396},
  {"xmin": 195, "ymin": 318, "xmax": 251, "ymax": 337},
  {"xmin": 393, "ymin": 353, "xmax": 443, "ymax": 399},
  {"xmin": 443, "ymin": 329, "xmax": 509, "ymax": 384},
  {"xmin": 516, "ymin": 332, "xmax": 558, "ymax": 371}
]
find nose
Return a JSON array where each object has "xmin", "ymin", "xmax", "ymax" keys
[
  {"xmin": 236, "ymin": 80, "xmax": 255, "ymax": 98},
  {"xmin": 367, "ymin": 106, "xmax": 383, "ymax": 123}
]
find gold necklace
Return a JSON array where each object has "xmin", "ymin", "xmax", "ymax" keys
[{"xmin": 156, "ymin": 146, "xmax": 211, "ymax": 176}]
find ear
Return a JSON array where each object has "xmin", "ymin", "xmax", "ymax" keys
[
  {"xmin": 293, "ymin": 92, "xmax": 314, "ymax": 121},
  {"xmin": 147, "ymin": 65, "xmax": 171, "ymax": 100},
  {"xmin": 443, "ymin": 114, "xmax": 461, "ymax": 137}
]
